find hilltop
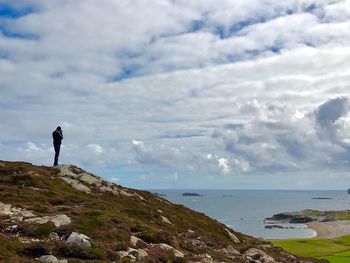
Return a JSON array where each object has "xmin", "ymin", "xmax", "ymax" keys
[{"xmin": 0, "ymin": 160, "xmax": 326, "ymax": 263}]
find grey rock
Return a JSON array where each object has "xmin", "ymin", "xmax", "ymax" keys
[
  {"xmin": 225, "ymin": 228, "xmax": 240, "ymax": 243},
  {"xmin": 66, "ymin": 232, "xmax": 91, "ymax": 247},
  {"xmin": 244, "ymin": 248, "xmax": 275, "ymax": 263},
  {"xmin": 37, "ymin": 255, "xmax": 58, "ymax": 263}
]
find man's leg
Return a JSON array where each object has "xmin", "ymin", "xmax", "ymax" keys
[{"xmin": 54, "ymin": 144, "xmax": 60, "ymax": 166}]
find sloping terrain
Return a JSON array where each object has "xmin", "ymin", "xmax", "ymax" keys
[{"xmin": 0, "ymin": 160, "xmax": 326, "ymax": 263}]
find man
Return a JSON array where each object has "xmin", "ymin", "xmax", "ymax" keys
[{"xmin": 52, "ymin": 126, "xmax": 63, "ymax": 166}]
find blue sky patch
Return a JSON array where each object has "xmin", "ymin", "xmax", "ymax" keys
[
  {"xmin": 0, "ymin": 25, "xmax": 39, "ymax": 40},
  {"xmin": 0, "ymin": 3, "xmax": 35, "ymax": 19}
]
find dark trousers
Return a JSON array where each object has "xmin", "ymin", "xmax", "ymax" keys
[{"xmin": 54, "ymin": 144, "xmax": 61, "ymax": 166}]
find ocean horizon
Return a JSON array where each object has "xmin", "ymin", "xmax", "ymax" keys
[{"xmin": 148, "ymin": 189, "xmax": 350, "ymax": 239}]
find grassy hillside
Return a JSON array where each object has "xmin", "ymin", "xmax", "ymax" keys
[
  {"xmin": 0, "ymin": 160, "xmax": 326, "ymax": 262},
  {"xmin": 272, "ymin": 235, "xmax": 350, "ymax": 263}
]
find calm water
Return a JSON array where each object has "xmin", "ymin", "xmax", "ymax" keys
[{"xmin": 150, "ymin": 190, "xmax": 350, "ymax": 239}]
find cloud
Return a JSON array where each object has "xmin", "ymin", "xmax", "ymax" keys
[
  {"xmin": 87, "ymin": 144, "xmax": 103, "ymax": 155},
  {"xmin": 1, "ymin": 0, "xmax": 350, "ymax": 188},
  {"xmin": 314, "ymin": 96, "xmax": 350, "ymax": 137},
  {"xmin": 218, "ymin": 158, "xmax": 231, "ymax": 174}
]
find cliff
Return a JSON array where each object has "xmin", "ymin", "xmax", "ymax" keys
[{"xmin": 0, "ymin": 160, "xmax": 326, "ymax": 263}]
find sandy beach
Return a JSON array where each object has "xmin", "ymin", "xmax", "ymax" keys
[{"xmin": 306, "ymin": 220, "xmax": 350, "ymax": 238}]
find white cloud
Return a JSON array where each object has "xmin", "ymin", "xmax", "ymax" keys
[
  {"xmin": 218, "ymin": 158, "xmax": 231, "ymax": 174},
  {"xmin": 1, "ymin": 0, "xmax": 350, "ymax": 188},
  {"xmin": 87, "ymin": 144, "xmax": 103, "ymax": 155}
]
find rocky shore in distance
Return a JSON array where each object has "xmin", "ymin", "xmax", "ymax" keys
[
  {"xmin": 265, "ymin": 209, "xmax": 350, "ymax": 238},
  {"xmin": 265, "ymin": 209, "xmax": 350, "ymax": 224}
]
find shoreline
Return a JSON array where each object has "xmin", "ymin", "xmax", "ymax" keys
[{"xmin": 306, "ymin": 220, "xmax": 350, "ymax": 239}]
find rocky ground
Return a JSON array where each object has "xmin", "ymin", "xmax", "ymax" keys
[{"xmin": 0, "ymin": 160, "xmax": 327, "ymax": 263}]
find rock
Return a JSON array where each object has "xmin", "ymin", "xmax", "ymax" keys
[
  {"xmin": 137, "ymin": 249, "xmax": 148, "ymax": 259},
  {"xmin": 37, "ymin": 255, "xmax": 58, "ymax": 263},
  {"xmin": 80, "ymin": 172, "xmax": 102, "ymax": 186},
  {"xmin": 119, "ymin": 189, "xmax": 133, "ymax": 197},
  {"xmin": 25, "ymin": 217, "xmax": 50, "ymax": 225},
  {"xmin": 289, "ymin": 216, "xmax": 313, "ymax": 223},
  {"xmin": 0, "ymin": 203, "xmax": 13, "ymax": 216},
  {"xmin": 99, "ymin": 185, "xmax": 118, "ymax": 194},
  {"xmin": 225, "ymin": 228, "xmax": 240, "ymax": 243},
  {"xmin": 226, "ymin": 245, "xmax": 241, "ymax": 255},
  {"xmin": 244, "ymin": 248, "xmax": 275, "ymax": 263},
  {"xmin": 128, "ymin": 247, "xmax": 138, "ymax": 257},
  {"xmin": 117, "ymin": 250, "xmax": 129, "ymax": 258},
  {"xmin": 130, "ymin": 236, "xmax": 148, "ymax": 248},
  {"xmin": 49, "ymin": 232, "xmax": 60, "ymax": 241},
  {"xmin": 182, "ymin": 192, "xmax": 202, "ymax": 196},
  {"xmin": 152, "ymin": 243, "xmax": 184, "ymax": 258},
  {"xmin": 134, "ymin": 193, "xmax": 145, "ymax": 201},
  {"xmin": 61, "ymin": 177, "xmax": 91, "ymax": 193},
  {"xmin": 161, "ymin": 216, "xmax": 172, "ymax": 225},
  {"xmin": 37, "ymin": 255, "xmax": 65, "ymax": 263},
  {"xmin": 66, "ymin": 232, "xmax": 91, "ymax": 247},
  {"xmin": 264, "ymin": 224, "xmax": 284, "ymax": 229},
  {"xmin": 20, "ymin": 209, "xmax": 36, "ymax": 218},
  {"xmin": 24, "ymin": 214, "xmax": 71, "ymax": 227},
  {"xmin": 49, "ymin": 214, "xmax": 71, "ymax": 227}
]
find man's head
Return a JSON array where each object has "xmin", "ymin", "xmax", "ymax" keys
[{"xmin": 56, "ymin": 126, "xmax": 62, "ymax": 131}]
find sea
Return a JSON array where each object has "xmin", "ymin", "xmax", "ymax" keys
[{"xmin": 149, "ymin": 190, "xmax": 350, "ymax": 239}]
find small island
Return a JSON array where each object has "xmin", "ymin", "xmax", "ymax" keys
[
  {"xmin": 311, "ymin": 197, "xmax": 333, "ymax": 200},
  {"xmin": 153, "ymin": 192, "xmax": 167, "ymax": 197},
  {"xmin": 182, "ymin": 192, "xmax": 202, "ymax": 196}
]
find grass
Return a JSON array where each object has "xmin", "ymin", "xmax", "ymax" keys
[{"xmin": 272, "ymin": 235, "xmax": 350, "ymax": 262}]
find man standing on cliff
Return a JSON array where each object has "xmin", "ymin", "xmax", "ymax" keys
[{"xmin": 52, "ymin": 126, "xmax": 63, "ymax": 166}]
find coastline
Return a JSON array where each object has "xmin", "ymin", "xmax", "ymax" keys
[{"xmin": 306, "ymin": 220, "xmax": 350, "ymax": 238}]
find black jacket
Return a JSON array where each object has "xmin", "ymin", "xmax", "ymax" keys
[{"xmin": 52, "ymin": 130, "xmax": 63, "ymax": 145}]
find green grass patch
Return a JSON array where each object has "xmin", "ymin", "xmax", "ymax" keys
[{"xmin": 272, "ymin": 235, "xmax": 350, "ymax": 263}]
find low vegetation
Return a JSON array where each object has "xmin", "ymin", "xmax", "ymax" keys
[
  {"xmin": 0, "ymin": 160, "xmax": 326, "ymax": 262},
  {"xmin": 272, "ymin": 235, "xmax": 350, "ymax": 263}
]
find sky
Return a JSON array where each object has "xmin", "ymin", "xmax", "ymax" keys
[{"xmin": 1, "ymin": 0, "xmax": 350, "ymax": 190}]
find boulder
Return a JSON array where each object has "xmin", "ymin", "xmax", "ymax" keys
[
  {"xmin": 0, "ymin": 203, "xmax": 13, "ymax": 216},
  {"xmin": 37, "ymin": 255, "xmax": 67, "ymax": 263},
  {"xmin": 137, "ymin": 249, "xmax": 148, "ymax": 259},
  {"xmin": 117, "ymin": 250, "xmax": 129, "ymax": 258},
  {"xmin": 66, "ymin": 232, "xmax": 91, "ymax": 247},
  {"xmin": 25, "ymin": 217, "xmax": 50, "ymax": 225},
  {"xmin": 130, "ymin": 236, "xmax": 148, "ymax": 248},
  {"xmin": 244, "ymin": 248, "xmax": 275, "ymax": 263},
  {"xmin": 61, "ymin": 177, "xmax": 91, "ymax": 193},
  {"xmin": 37, "ymin": 255, "xmax": 59, "ymax": 263},
  {"xmin": 161, "ymin": 216, "xmax": 173, "ymax": 225},
  {"xmin": 49, "ymin": 214, "xmax": 71, "ymax": 228},
  {"xmin": 80, "ymin": 172, "xmax": 102, "ymax": 186},
  {"xmin": 225, "ymin": 228, "xmax": 240, "ymax": 243},
  {"xmin": 226, "ymin": 245, "xmax": 241, "ymax": 255},
  {"xmin": 152, "ymin": 243, "xmax": 184, "ymax": 258},
  {"xmin": 25, "ymin": 214, "xmax": 71, "ymax": 228}
]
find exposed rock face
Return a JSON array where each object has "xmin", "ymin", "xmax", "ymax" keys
[
  {"xmin": 55, "ymin": 165, "xmax": 144, "ymax": 200},
  {"xmin": 25, "ymin": 214, "xmax": 71, "ymax": 227},
  {"xmin": 66, "ymin": 232, "xmax": 91, "ymax": 248}
]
